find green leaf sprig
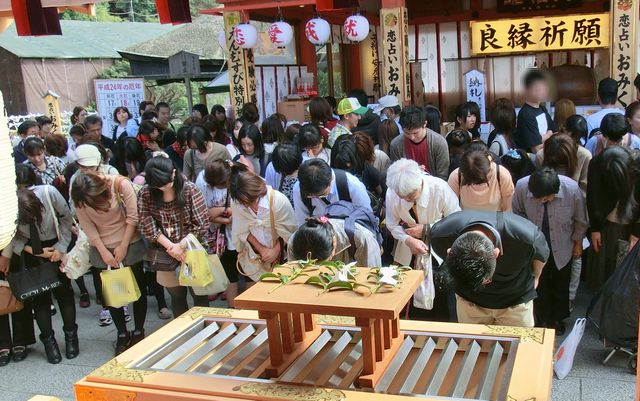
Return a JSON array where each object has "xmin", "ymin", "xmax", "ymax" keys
[
  {"xmin": 367, "ymin": 265, "xmax": 412, "ymax": 293},
  {"xmin": 304, "ymin": 261, "xmax": 370, "ymax": 294},
  {"xmin": 259, "ymin": 258, "xmax": 319, "ymax": 293}
]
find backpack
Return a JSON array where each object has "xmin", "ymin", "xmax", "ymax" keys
[
  {"xmin": 324, "ymin": 200, "xmax": 383, "ymax": 259},
  {"xmin": 302, "ymin": 169, "xmax": 352, "ymax": 214}
]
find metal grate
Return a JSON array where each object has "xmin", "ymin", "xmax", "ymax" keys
[{"xmin": 133, "ymin": 318, "xmax": 518, "ymax": 400}]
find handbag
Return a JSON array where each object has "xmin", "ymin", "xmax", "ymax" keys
[
  {"xmin": 0, "ymin": 280, "xmax": 23, "ymax": 315},
  {"xmin": 554, "ymin": 318, "xmax": 587, "ymax": 379},
  {"xmin": 89, "ymin": 240, "xmax": 145, "ymax": 269},
  {"xmin": 143, "ymin": 247, "xmax": 180, "ymax": 271},
  {"xmin": 237, "ymin": 189, "xmax": 285, "ymax": 282},
  {"xmin": 8, "ymin": 253, "xmax": 62, "ymax": 301},
  {"xmin": 178, "ymin": 234, "xmax": 214, "ymax": 288},
  {"xmin": 192, "ymin": 254, "xmax": 230, "ymax": 296},
  {"xmin": 61, "ymin": 219, "xmax": 91, "ymax": 280},
  {"xmin": 100, "ymin": 263, "xmax": 141, "ymax": 308}
]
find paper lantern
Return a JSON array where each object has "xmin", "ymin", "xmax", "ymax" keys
[
  {"xmin": 0, "ymin": 90, "xmax": 18, "ymax": 250},
  {"xmin": 343, "ymin": 15, "xmax": 369, "ymax": 42},
  {"xmin": 305, "ymin": 17, "xmax": 331, "ymax": 45},
  {"xmin": 217, "ymin": 31, "xmax": 226, "ymax": 50},
  {"xmin": 233, "ymin": 23, "xmax": 258, "ymax": 49},
  {"xmin": 268, "ymin": 21, "xmax": 293, "ymax": 48}
]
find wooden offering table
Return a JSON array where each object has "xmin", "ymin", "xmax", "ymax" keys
[{"xmin": 234, "ymin": 267, "xmax": 424, "ymax": 388}]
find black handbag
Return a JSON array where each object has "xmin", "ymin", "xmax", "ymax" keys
[
  {"xmin": 8, "ymin": 253, "xmax": 62, "ymax": 301},
  {"xmin": 143, "ymin": 247, "xmax": 179, "ymax": 272}
]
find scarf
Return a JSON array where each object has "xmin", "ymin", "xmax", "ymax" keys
[{"xmin": 171, "ymin": 140, "xmax": 186, "ymax": 159}]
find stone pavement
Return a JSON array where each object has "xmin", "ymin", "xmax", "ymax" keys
[{"xmin": 0, "ymin": 285, "xmax": 635, "ymax": 401}]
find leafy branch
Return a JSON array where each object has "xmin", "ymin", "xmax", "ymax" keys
[
  {"xmin": 304, "ymin": 261, "xmax": 370, "ymax": 294},
  {"xmin": 259, "ymin": 258, "xmax": 319, "ymax": 293},
  {"xmin": 367, "ymin": 266, "xmax": 412, "ymax": 293}
]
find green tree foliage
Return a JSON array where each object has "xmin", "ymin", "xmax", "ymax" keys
[{"xmin": 59, "ymin": 3, "xmax": 123, "ymax": 22}]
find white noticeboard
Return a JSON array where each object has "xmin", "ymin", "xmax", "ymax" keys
[
  {"xmin": 94, "ymin": 78, "xmax": 145, "ymax": 137},
  {"xmin": 464, "ymin": 69, "xmax": 486, "ymax": 124}
]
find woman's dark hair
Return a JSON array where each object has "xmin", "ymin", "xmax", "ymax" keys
[
  {"xmin": 324, "ymin": 96, "xmax": 337, "ymax": 110},
  {"xmin": 228, "ymin": 162, "xmax": 267, "ymax": 205},
  {"xmin": 377, "ymin": 119, "xmax": 400, "ymax": 155},
  {"xmin": 354, "ymin": 132, "xmax": 375, "ymax": 163},
  {"xmin": 261, "ymin": 114, "xmax": 285, "ymax": 144},
  {"xmin": 424, "ymin": 105, "xmax": 441, "ymax": 133},
  {"xmin": 17, "ymin": 120, "xmax": 39, "ymax": 136},
  {"xmin": 145, "ymin": 155, "xmax": 186, "ymax": 208},
  {"xmin": 202, "ymin": 115, "xmax": 228, "ymax": 145},
  {"xmin": 211, "ymin": 104, "xmax": 226, "ymax": 115},
  {"xmin": 71, "ymin": 106, "xmax": 85, "ymax": 125},
  {"xmin": 490, "ymin": 98, "xmax": 516, "ymax": 135},
  {"xmin": 455, "ymin": 101, "xmax": 480, "ymax": 129},
  {"xmin": 238, "ymin": 123, "xmax": 265, "ymax": 160},
  {"xmin": 115, "ymin": 136, "xmax": 147, "ymax": 176},
  {"xmin": 564, "ymin": 114, "xmax": 588, "ymax": 144},
  {"xmin": 141, "ymin": 110, "xmax": 158, "ymax": 122},
  {"xmin": 331, "ymin": 135, "xmax": 364, "ymax": 175},
  {"xmin": 71, "ymin": 172, "xmax": 111, "ymax": 212},
  {"xmin": 175, "ymin": 126, "xmax": 188, "ymax": 147},
  {"xmin": 112, "ymin": 106, "xmax": 131, "ymax": 124},
  {"xmin": 272, "ymin": 143, "xmax": 302, "ymax": 176},
  {"xmin": 139, "ymin": 121, "xmax": 159, "ymax": 137},
  {"xmin": 204, "ymin": 159, "xmax": 231, "ymax": 188},
  {"xmin": 192, "ymin": 104, "xmax": 209, "ymax": 118},
  {"xmin": 625, "ymin": 101, "xmax": 640, "ymax": 123},
  {"xmin": 15, "ymin": 163, "xmax": 41, "ymax": 188},
  {"xmin": 17, "ymin": 188, "xmax": 44, "ymax": 225},
  {"xmin": 284, "ymin": 124, "xmax": 301, "ymax": 144},
  {"xmin": 241, "ymin": 103, "xmax": 260, "ymax": 124},
  {"xmin": 543, "ymin": 134, "xmax": 577, "ymax": 177},
  {"xmin": 529, "ymin": 167, "xmax": 560, "ymax": 199},
  {"xmin": 298, "ymin": 124, "xmax": 323, "ymax": 149},
  {"xmin": 291, "ymin": 218, "xmax": 336, "ymax": 261},
  {"xmin": 23, "ymin": 137, "xmax": 45, "ymax": 156},
  {"xmin": 186, "ymin": 124, "xmax": 212, "ymax": 153},
  {"xmin": 500, "ymin": 149, "xmax": 536, "ymax": 185},
  {"xmin": 460, "ymin": 149, "xmax": 492, "ymax": 186},
  {"xmin": 309, "ymin": 97, "xmax": 333, "ymax": 126},
  {"xmin": 69, "ymin": 124, "xmax": 86, "ymax": 139},
  {"xmin": 446, "ymin": 130, "xmax": 471, "ymax": 154},
  {"xmin": 44, "ymin": 134, "xmax": 68, "ymax": 158}
]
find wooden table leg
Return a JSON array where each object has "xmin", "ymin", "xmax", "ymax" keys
[
  {"xmin": 374, "ymin": 319, "xmax": 384, "ymax": 362},
  {"xmin": 392, "ymin": 317, "xmax": 400, "ymax": 338},
  {"xmin": 383, "ymin": 319, "xmax": 392, "ymax": 349},
  {"xmin": 304, "ymin": 313, "xmax": 315, "ymax": 332},
  {"xmin": 258, "ymin": 310, "xmax": 283, "ymax": 367},
  {"xmin": 278, "ymin": 312, "xmax": 294, "ymax": 353},
  {"xmin": 356, "ymin": 317, "xmax": 375, "ymax": 376},
  {"xmin": 292, "ymin": 313, "xmax": 305, "ymax": 342}
]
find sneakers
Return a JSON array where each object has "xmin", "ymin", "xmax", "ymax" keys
[
  {"xmin": 79, "ymin": 293, "xmax": 90, "ymax": 308},
  {"xmin": 123, "ymin": 306, "xmax": 132, "ymax": 323},
  {"xmin": 157, "ymin": 307, "xmax": 172, "ymax": 320},
  {"xmin": 98, "ymin": 309, "xmax": 112, "ymax": 327}
]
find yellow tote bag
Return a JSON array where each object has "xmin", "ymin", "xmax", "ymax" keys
[
  {"xmin": 101, "ymin": 264, "xmax": 141, "ymax": 308},
  {"xmin": 192, "ymin": 254, "xmax": 231, "ymax": 296},
  {"xmin": 179, "ymin": 234, "xmax": 214, "ymax": 288}
]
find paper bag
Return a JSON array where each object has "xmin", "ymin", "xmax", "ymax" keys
[{"xmin": 101, "ymin": 264, "xmax": 141, "ymax": 308}]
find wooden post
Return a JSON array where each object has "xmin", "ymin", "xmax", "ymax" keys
[
  {"xmin": 380, "ymin": 2, "xmax": 411, "ymax": 105},
  {"xmin": 223, "ymin": 11, "xmax": 257, "ymax": 118},
  {"xmin": 42, "ymin": 91, "xmax": 62, "ymax": 135},
  {"xmin": 610, "ymin": 0, "xmax": 638, "ymax": 108}
]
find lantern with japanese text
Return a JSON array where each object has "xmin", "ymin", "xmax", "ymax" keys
[
  {"xmin": 218, "ymin": 31, "xmax": 226, "ymax": 50},
  {"xmin": 233, "ymin": 23, "xmax": 258, "ymax": 49},
  {"xmin": 343, "ymin": 15, "xmax": 369, "ymax": 42},
  {"xmin": 305, "ymin": 17, "xmax": 331, "ymax": 45},
  {"xmin": 268, "ymin": 21, "xmax": 293, "ymax": 48}
]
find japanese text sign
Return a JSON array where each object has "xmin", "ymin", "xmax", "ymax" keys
[
  {"xmin": 610, "ymin": 0, "xmax": 638, "ymax": 108},
  {"xmin": 94, "ymin": 78, "xmax": 145, "ymax": 137},
  {"xmin": 470, "ymin": 13, "xmax": 609, "ymax": 55},
  {"xmin": 465, "ymin": 70, "xmax": 486, "ymax": 123},
  {"xmin": 224, "ymin": 12, "xmax": 257, "ymax": 118},
  {"xmin": 43, "ymin": 91, "xmax": 62, "ymax": 135},
  {"xmin": 380, "ymin": 7, "xmax": 411, "ymax": 104}
]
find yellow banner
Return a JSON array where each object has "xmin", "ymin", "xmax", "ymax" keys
[
  {"xmin": 380, "ymin": 7, "xmax": 411, "ymax": 104},
  {"xmin": 470, "ymin": 13, "xmax": 609, "ymax": 55},
  {"xmin": 43, "ymin": 92, "xmax": 62, "ymax": 135},
  {"xmin": 223, "ymin": 12, "xmax": 257, "ymax": 118},
  {"xmin": 611, "ymin": 0, "xmax": 638, "ymax": 108}
]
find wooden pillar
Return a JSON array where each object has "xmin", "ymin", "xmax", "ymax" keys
[
  {"xmin": 610, "ymin": 0, "xmax": 638, "ymax": 108},
  {"xmin": 223, "ymin": 11, "xmax": 257, "ymax": 118},
  {"xmin": 379, "ymin": 0, "xmax": 411, "ymax": 105}
]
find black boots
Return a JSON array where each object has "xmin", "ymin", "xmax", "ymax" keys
[
  {"xmin": 115, "ymin": 332, "xmax": 130, "ymax": 356},
  {"xmin": 40, "ymin": 333, "xmax": 62, "ymax": 364},
  {"xmin": 63, "ymin": 324, "xmax": 79, "ymax": 359}
]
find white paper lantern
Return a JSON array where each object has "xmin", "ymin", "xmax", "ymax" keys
[
  {"xmin": 268, "ymin": 21, "xmax": 293, "ymax": 47},
  {"xmin": 305, "ymin": 17, "xmax": 331, "ymax": 45},
  {"xmin": 343, "ymin": 15, "xmax": 369, "ymax": 42},
  {"xmin": 0, "ymin": 90, "xmax": 17, "ymax": 250},
  {"xmin": 217, "ymin": 30, "xmax": 226, "ymax": 50},
  {"xmin": 233, "ymin": 23, "xmax": 258, "ymax": 49}
]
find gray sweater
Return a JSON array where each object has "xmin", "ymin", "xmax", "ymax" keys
[{"xmin": 389, "ymin": 129, "xmax": 450, "ymax": 180}]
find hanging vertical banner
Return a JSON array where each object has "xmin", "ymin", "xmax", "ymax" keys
[
  {"xmin": 464, "ymin": 69, "xmax": 486, "ymax": 123},
  {"xmin": 610, "ymin": 0, "xmax": 638, "ymax": 108},
  {"xmin": 380, "ymin": 7, "xmax": 411, "ymax": 104},
  {"xmin": 42, "ymin": 90, "xmax": 62, "ymax": 135},
  {"xmin": 370, "ymin": 27, "xmax": 381, "ymax": 97},
  {"xmin": 224, "ymin": 11, "xmax": 257, "ymax": 118}
]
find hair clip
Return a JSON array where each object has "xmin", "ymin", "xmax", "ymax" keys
[{"xmin": 318, "ymin": 216, "xmax": 329, "ymax": 224}]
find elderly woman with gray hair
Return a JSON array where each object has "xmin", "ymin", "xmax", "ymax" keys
[{"xmin": 385, "ymin": 158, "xmax": 460, "ymax": 320}]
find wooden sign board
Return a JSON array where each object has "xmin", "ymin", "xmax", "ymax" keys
[
  {"xmin": 168, "ymin": 51, "xmax": 201, "ymax": 78},
  {"xmin": 610, "ymin": 0, "xmax": 638, "ymax": 108}
]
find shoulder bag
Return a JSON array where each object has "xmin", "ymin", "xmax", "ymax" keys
[{"xmin": 0, "ymin": 279, "xmax": 23, "ymax": 315}]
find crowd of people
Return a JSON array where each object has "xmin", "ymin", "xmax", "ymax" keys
[{"xmin": 1, "ymin": 69, "xmax": 639, "ymax": 370}]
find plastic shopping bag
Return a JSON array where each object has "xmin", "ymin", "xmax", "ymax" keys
[
  {"xmin": 554, "ymin": 318, "xmax": 586, "ymax": 379},
  {"xmin": 179, "ymin": 234, "xmax": 214, "ymax": 288},
  {"xmin": 101, "ymin": 264, "xmax": 141, "ymax": 308},
  {"xmin": 193, "ymin": 254, "xmax": 231, "ymax": 296}
]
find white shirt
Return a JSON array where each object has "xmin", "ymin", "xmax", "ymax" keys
[
  {"xmin": 302, "ymin": 148, "xmax": 331, "ymax": 163},
  {"xmin": 242, "ymin": 194, "xmax": 272, "ymax": 247},
  {"xmin": 226, "ymin": 143, "xmax": 240, "ymax": 159},
  {"xmin": 195, "ymin": 171, "xmax": 234, "ymax": 250},
  {"xmin": 264, "ymin": 162, "xmax": 282, "ymax": 190},
  {"xmin": 585, "ymin": 108, "xmax": 624, "ymax": 135},
  {"xmin": 292, "ymin": 170, "xmax": 372, "ymax": 225}
]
